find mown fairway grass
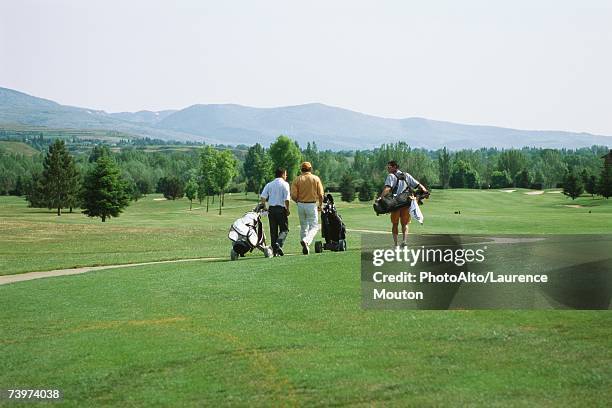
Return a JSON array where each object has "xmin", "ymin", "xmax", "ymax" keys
[
  {"xmin": 2, "ymin": 189, "xmax": 611, "ymax": 275},
  {"xmin": 1, "ymin": 190, "xmax": 611, "ymax": 406},
  {"xmin": 0, "ymin": 193, "xmax": 262, "ymax": 275}
]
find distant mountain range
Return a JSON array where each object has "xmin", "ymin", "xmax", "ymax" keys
[{"xmin": 0, "ymin": 86, "xmax": 609, "ymax": 150}]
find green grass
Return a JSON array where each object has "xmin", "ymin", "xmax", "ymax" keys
[
  {"xmin": 2, "ymin": 189, "xmax": 611, "ymax": 275},
  {"xmin": 0, "ymin": 193, "xmax": 262, "ymax": 275},
  {"xmin": 340, "ymin": 188, "xmax": 612, "ymax": 235},
  {"xmin": 0, "ymin": 125, "xmax": 136, "ymax": 142},
  {"xmin": 1, "ymin": 190, "xmax": 611, "ymax": 406},
  {"xmin": 1, "ymin": 256, "xmax": 610, "ymax": 406},
  {"xmin": 0, "ymin": 141, "xmax": 40, "ymax": 156}
]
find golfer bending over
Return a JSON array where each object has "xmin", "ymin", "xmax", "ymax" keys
[
  {"xmin": 260, "ymin": 167, "xmax": 291, "ymax": 257},
  {"xmin": 380, "ymin": 160, "xmax": 428, "ymax": 247},
  {"xmin": 291, "ymin": 161, "xmax": 324, "ymax": 255}
]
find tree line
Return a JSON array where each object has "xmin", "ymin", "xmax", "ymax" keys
[
  {"xmin": 239, "ymin": 140, "xmax": 611, "ymax": 201},
  {"xmin": 1, "ymin": 136, "xmax": 610, "ymax": 220}
]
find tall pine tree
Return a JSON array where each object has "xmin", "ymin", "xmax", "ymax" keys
[
  {"xmin": 82, "ymin": 155, "xmax": 129, "ymax": 222},
  {"xmin": 340, "ymin": 173, "xmax": 356, "ymax": 202},
  {"xmin": 358, "ymin": 180, "xmax": 375, "ymax": 202},
  {"xmin": 562, "ymin": 172, "xmax": 584, "ymax": 200},
  {"xmin": 438, "ymin": 147, "xmax": 451, "ymax": 189},
  {"xmin": 599, "ymin": 164, "xmax": 612, "ymax": 199},
  {"xmin": 64, "ymin": 155, "xmax": 81, "ymax": 213},
  {"xmin": 29, "ymin": 139, "xmax": 79, "ymax": 215}
]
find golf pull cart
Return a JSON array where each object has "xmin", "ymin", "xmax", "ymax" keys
[
  {"xmin": 314, "ymin": 194, "xmax": 347, "ymax": 253},
  {"xmin": 228, "ymin": 203, "xmax": 273, "ymax": 260}
]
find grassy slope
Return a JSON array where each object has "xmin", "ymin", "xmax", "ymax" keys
[
  {"xmin": 1, "ymin": 190, "xmax": 611, "ymax": 406},
  {"xmin": 0, "ymin": 141, "xmax": 40, "ymax": 156}
]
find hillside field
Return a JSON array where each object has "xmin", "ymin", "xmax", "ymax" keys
[
  {"xmin": 1, "ymin": 189, "xmax": 610, "ymax": 406},
  {"xmin": 0, "ymin": 141, "xmax": 40, "ymax": 157}
]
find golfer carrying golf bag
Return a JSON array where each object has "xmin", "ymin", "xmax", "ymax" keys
[{"xmin": 379, "ymin": 160, "xmax": 428, "ymax": 247}]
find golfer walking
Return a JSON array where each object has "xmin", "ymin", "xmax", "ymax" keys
[
  {"xmin": 380, "ymin": 160, "xmax": 428, "ymax": 247},
  {"xmin": 291, "ymin": 161, "xmax": 324, "ymax": 255},
  {"xmin": 260, "ymin": 168, "xmax": 291, "ymax": 256}
]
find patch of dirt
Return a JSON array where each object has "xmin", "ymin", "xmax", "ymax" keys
[
  {"xmin": 525, "ymin": 191, "xmax": 544, "ymax": 195},
  {"xmin": 500, "ymin": 189, "xmax": 516, "ymax": 193},
  {"xmin": 564, "ymin": 204, "xmax": 584, "ymax": 208},
  {"xmin": 547, "ymin": 190, "xmax": 562, "ymax": 194}
]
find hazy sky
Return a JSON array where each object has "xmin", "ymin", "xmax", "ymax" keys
[{"xmin": 1, "ymin": 0, "xmax": 611, "ymax": 135}]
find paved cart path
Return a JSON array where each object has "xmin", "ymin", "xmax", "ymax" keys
[
  {"xmin": 0, "ymin": 257, "xmax": 224, "ymax": 286},
  {"xmin": 1, "ymin": 228, "xmax": 387, "ymax": 285},
  {"xmin": 1, "ymin": 229, "xmax": 542, "ymax": 286}
]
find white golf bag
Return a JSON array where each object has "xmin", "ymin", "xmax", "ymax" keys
[{"xmin": 228, "ymin": 204, "xmax": 273, "ymax": 260}]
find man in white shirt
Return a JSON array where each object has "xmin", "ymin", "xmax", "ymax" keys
[
  {"xmin": 260, "ymin": 168, "xmax": 291, "ymax": 256},
  {"xmin": 379, "ymin": 160, "xmax": 428, "ymax": 247}
]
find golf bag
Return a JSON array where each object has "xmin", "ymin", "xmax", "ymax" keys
[
  {"xmin": 373, "ymin": 185, "xmax": 430, "ymax": 215},
  {"xmin": 314, "ymin": 194, "xmax": 347, "ymax": 253},
  {"xmin": 228, "ymin": 203, "xmax": 273, "ymax": 260}
]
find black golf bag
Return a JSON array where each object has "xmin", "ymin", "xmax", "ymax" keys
[
  {"xmin": 228, "ymin": 204, "xmax": 273, "ymax": 260},
  {"xmin": 373, "ymin": 185, "xmax": 430, "ymax": 215},
  {"xmin": 315, "ymin": 194, "xmax": 347, "ymax": 253}
]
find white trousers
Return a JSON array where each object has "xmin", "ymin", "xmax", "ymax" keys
[{"xmin": 297, "ymin": 202, "xmax": 319, "ymax": 246}]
